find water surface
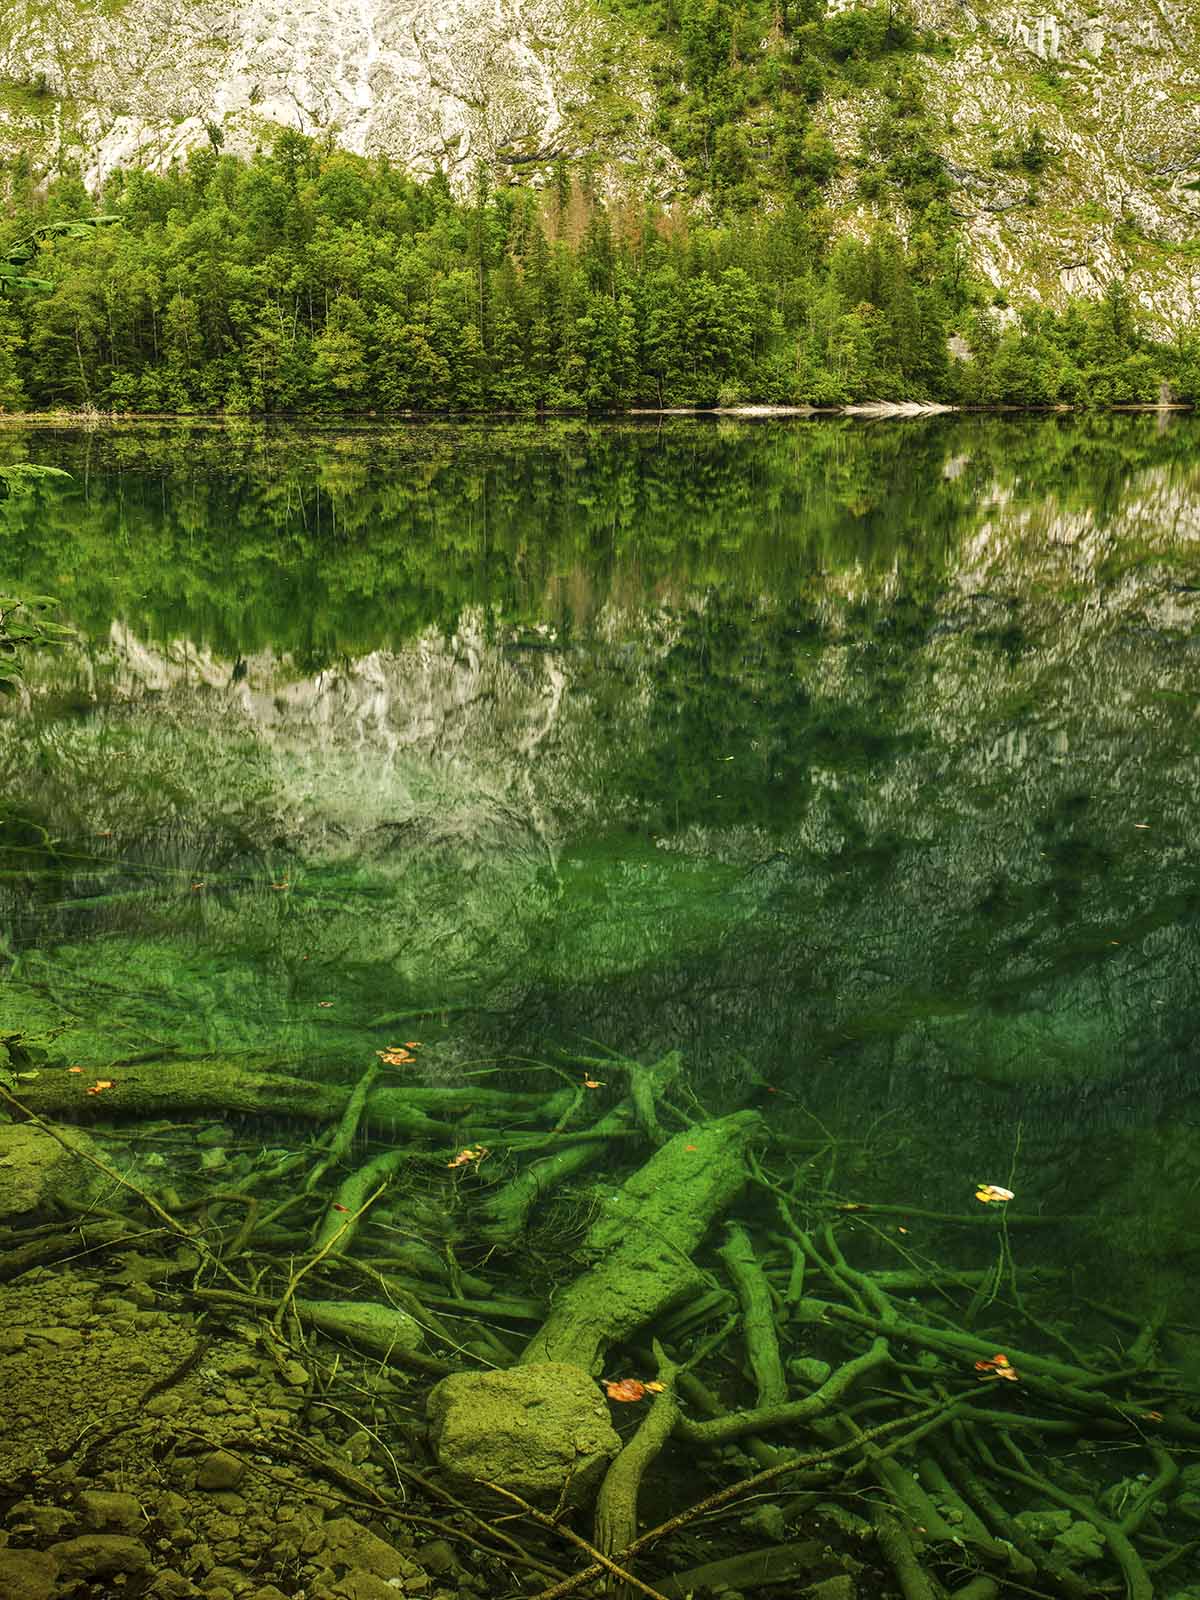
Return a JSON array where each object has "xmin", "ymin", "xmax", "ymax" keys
[{"xmin": 2, "ymin": 414, "xmax": 1199, "ymax": 1326}]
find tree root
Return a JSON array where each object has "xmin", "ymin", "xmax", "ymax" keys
[
  {"xmin": 717, "ymin": 1221, "xmax": 787, "ymax": 1408},
  {"xmin": 595, "ymin": 1342, "xmax": 681, "ymax": 1592}
]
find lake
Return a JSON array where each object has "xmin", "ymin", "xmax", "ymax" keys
[{"xmin": 2, "ymin": 414, "xmax": 1199, "ymax": 1591}]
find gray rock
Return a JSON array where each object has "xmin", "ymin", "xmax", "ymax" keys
[
  {"xmin": 740, "ymin": 1503, "xmax": 787, "ymax": 1541},
  {"xmin": 196, "ymin": 1450, "xmax": 247, "ymax": 1491},
  {"xmin": 0, "ymin": 1548, "xmax": 59, "ymax": 1600},
  {"xmin": 48, "ymin": 1534, "xmax": 151, "ymax": 1579},
  {"xmin": 147, "ymin": 1573, "xmax": 203, "ymax": 1598},
  {"xmin": 331, "ymin": 1573, "xmax": 406, "ymax": 1600},
  {"xmin": 0, "ymin": 1122, "xmax": 106, "ymax": 1215},
  {"xmin": 77, "ymin": 1489, "xmax": 145, "ymax": 1533},
  {"xmin": 806, "ymin": 1579, "xmax": 856, "ymax": 1600},
  {"xmin": 427, "ymin": 1361, "xmax": 621, "ymax": 1505},
  {"xmin": 319, "ymin": 1517, "xmax": 419, "ymax": 1582}
]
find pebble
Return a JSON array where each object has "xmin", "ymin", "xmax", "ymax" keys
[
  {"xmin": 26, "ymin": 1326, "xmax": 83, "ymax": 1348},
  {"xmin": 0, "ymin": 1546, "xmax": 59, "ymax": 1600},
  {"xmin": 196, "ymin": 1451, "xmax": 246, "ymax": 1491},
  {"xmin": 48, "ymin": 1534, "xmax": 151, "ymax": 1578},
  {"xmin": 77, "ymin": 1489, "xmax": 145, "ymax": 1533}
]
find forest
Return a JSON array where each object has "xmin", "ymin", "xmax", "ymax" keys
[{"xmin": 0, "ymin": 125, "xmax": 1192, "ymax": 414}]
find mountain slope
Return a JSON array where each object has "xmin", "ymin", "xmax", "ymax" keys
[{"xmin": 0, "ymin": 0, "xmax": 1197, "ymax": 320}]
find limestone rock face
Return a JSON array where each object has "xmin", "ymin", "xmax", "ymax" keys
[
  {"xmin": 426, "ymin": 1362, "xmax": 621, "ymax": 1504},
  {"xmin": 0, "ymin": 0, "xmax": 648, "ymax": 190},
  {"xmin": 0, "ymin": 1122, "xmax": 105, "ymax": 1218}
]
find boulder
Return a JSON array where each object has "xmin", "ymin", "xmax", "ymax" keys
[
  {"xmin": 427, "ymin": 1362, "xmax": 620, "ymax": 1505},
  {"xmin": 47, "ymin": 1534, "xmax": 151, "ymax": 1579},
  {"xmin": 0, "ymin": 1548, "xmax": 59, "ymax": 1600},
  {"xmin": 0, "ymin": 1122, "xmax": 106, "ymax": 1216}
]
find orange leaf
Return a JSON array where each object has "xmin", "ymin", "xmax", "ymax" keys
[
  {"xmin": 604, "ymin": 1379, "xmax": 648, "ymax": 1402},
  {"xmin": 446, "ymin": 1145, "xmax": 488, "ymax": 1169},
  {"xmin": 86, "ymin": 1079, "xmax": 115, "ymax": 1095},
  {"xmin": 377, "ymin": 1048, "xmax": 413, "ymax": 1065},
  {"xmin": 404, "ymin": 1041, "xmax": 421, "ymax": 1048}
]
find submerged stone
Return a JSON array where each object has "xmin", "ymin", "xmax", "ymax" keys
[
  {"xmin": 0, "ymin": 1123, "xmax": 106, "ymax": 1217},
  {"xmin": 426, "ymin": 1362, "xmax": 620, "ymax": 1505}
]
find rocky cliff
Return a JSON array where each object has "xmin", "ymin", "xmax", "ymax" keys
[{"xmin": 0, "ymin": 0, "xmax": 1197, "ymax": 319}]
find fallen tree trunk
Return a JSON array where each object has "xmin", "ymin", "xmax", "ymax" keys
[
  {"xmin": 12, "ymin": 1059, "xmax": 572, "ymax": 1133},
  {"xmin": 520, "ymin": 1111, "xmax": 764, "ymax": 1373}
]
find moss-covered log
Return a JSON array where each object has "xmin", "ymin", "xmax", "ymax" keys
[
  {"xmin": 521, "ymin": 1111, "xmax": 763, "ymax": 1372},
  {"xmin": 11, "ymin": 1058, "xmax": 572, "ymax": 1133}
]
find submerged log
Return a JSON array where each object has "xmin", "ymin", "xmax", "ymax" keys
[
  {"xmin": 11, "ymin": 1058, "xmax": 571, "ymax": 1133},
  {"xmin": 521, "ymin": 1111, "xmax": 764, "ymax": 1373}
]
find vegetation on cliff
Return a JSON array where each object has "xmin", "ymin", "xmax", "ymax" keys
[{"xmin": 0, "ymin": 132, "xmax": 1192, "ymax": 410}]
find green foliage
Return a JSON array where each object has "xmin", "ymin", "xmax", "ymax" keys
[
  {"xmin": 599, "ymin": 0, "xmax": 941, "ymax": 209},
  {"xmin": 0, "ymin": 136, "xmax": 967, "ymax": 409},
  {"xmin": 0, "ymin": 464, "xmax": 74, "ymax": 688},
  {"xmin": 0, "ymin": 133, "xmax": 1179, "ymax": 410},
  {"xmin": 990, "ymin": 123, "xmax": 1057, "ymax": 177},
  {"xmin": 954, "ymin": 282, "xmax": 1166, "ymax": 407}
]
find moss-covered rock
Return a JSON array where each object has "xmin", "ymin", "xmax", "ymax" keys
[{"xmin": 426, "ymin": 1362, "xmax": 620, "ymax": 1505}]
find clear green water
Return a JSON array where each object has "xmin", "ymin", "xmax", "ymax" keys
[{"xmin": 2, "ymin": 413, "xmax": 1199, "ymax": 1332}]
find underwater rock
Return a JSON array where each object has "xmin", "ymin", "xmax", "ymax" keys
[
  {"xmin": 0, "ymin": 1547, "xmax": 59, "ymax": 1600},
  {"xmin": 47, "ymin": 1533, "xmax": 151, "ymax": 1579},
  {"xmin": 426, "ymin": 1361, "xmax": 620, "ymax": 1505},
  {"xmin": 0, "ymin": 1123, "xmax": 106, "ymax": 1217}
]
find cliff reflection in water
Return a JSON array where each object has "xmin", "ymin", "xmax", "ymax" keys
[{"xmin": 1, "ymin": 414, "xmax": 1199, "ymax": 1315}]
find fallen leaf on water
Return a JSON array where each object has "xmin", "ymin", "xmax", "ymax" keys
[
  {"xmin": 604, "ymin": 1378, "xmax": 648, "ymax": 1402},
  {"xmin": 447, "ymin": 1145, "xmax": 488, "ymax": 1169},
  {"xmin": 974, "ymin": 1184, "xmax": 1015, "ymax": 1204},
  {"xmin": 974, "ymin": 1352, "xmax": 1020, "ymax": 1381}
]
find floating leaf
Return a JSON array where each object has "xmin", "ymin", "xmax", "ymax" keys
[{"xmin": 603, "ymin": 1378, "xmax": 648, "ymax": 1402}]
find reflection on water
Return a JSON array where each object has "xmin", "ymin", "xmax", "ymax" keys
[{"xmin": 2, "ymin": 418, "xmax": 1200, "ymax": 1406}]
